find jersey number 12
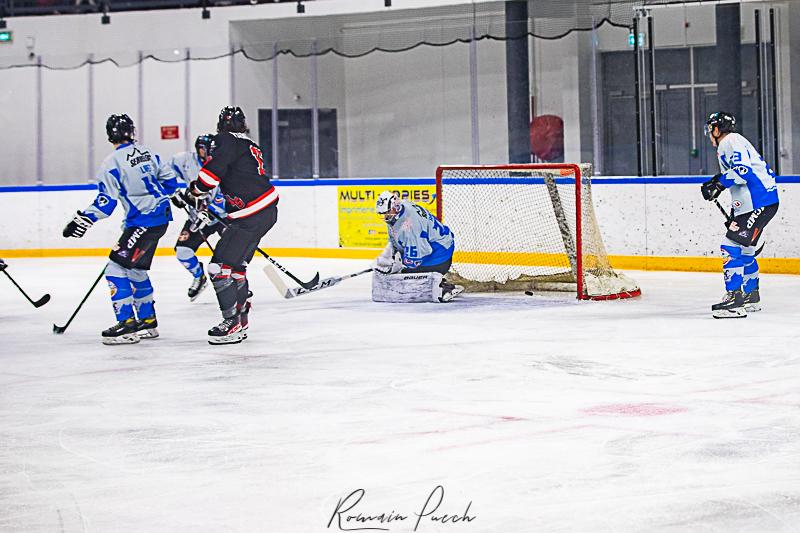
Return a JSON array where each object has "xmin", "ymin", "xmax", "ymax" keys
[{"xmin": 250, "ymin": 146, "xmax": 266, "ymax": 176}]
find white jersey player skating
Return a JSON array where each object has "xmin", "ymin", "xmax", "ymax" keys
[
  {"xmin": 372, "ymin": 191, "xmax": 463, "ymax": 303},
  {"xmin": 701, "ymin": 111, "xmax": 780, "ymax": 318},
  {"xmin": 62, "ymin": 114, "xmax": 180, "ymax": 344}
]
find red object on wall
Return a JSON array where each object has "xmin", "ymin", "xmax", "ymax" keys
[
  {"xmin": 530, "ymin": 115, "xmax": 564, "ymax": 161},
  {"xmin": 160, "ymin": 126, "xmax": 180, "ymax": 140}
]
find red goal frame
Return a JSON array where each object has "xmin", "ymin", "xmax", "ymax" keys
[{"xmin": 435, "ymin": 163, "xmax": 639, "ymax": 300}]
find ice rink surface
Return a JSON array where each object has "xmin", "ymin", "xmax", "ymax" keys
[{"xmin": 1, "ymin": 256, "xmax": 800, "ymax": 532}]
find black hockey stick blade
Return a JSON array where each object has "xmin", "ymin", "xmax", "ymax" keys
[
  {"xmin": 284, "ymin": 268, "xmax": 372, "ymax": 298},
  {"xmin": 302, "ymin": 272, "xmax": 321, "ymax": 290},
  {"xmin": 52, "ymin": 267, "xmax": 106, "ymax": 334},
  {"xmin": 202, "ymin": 207, "xmax": 319, "ymax": 289},
  {"xmin": 33, "ymin": 293, "xmax": 51, "ymax": 308},
  {"xmin": 286, "ymin": 275, "xmax": 344, "ymax": 298},
  {"xmin": 2, "ymin": 270, "xmax": 51, "ymax": 308}
]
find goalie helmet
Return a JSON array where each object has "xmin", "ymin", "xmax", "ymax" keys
[
  {"xmin": 194, "ymin": 134, "xmax": 216, "ymax": 163},
  {"xmin": 706, "ymin": 111, "xmax": 736, "ymax": 137},
  {"xmin": 217, "ymin": 106, "xmax": 248, "ymax": 134},
  {"xmin": 106, "ymin": 114, "xmax": 135, "ymax": 144},
  {"xmin": 376, "ymin": 190, "xmax": 401, "ymax": 223}
]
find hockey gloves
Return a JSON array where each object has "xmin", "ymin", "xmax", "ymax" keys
[
  {"xmin": 701, "ymin": 174, "xmax": 725, "ymax": 201},
  {"xmin": 374, "ymin": 252, "xmax": 404, "ymax": 274},
  {"xmin": 186, "ymin": 181, "xmax": 210, "ymax": 206},
  {"xmin": 170, "ymin": 191, "xmax": 188, "ymax": 209},
  {"xmin": 178, "ymin": 188, "xmax": 206, "ymax": 209},
  {"xmin": 62, "ymin": 211, "xmax": 94, "ymax": 238},
  {"xmin": 189, "ymin": 209, "xmax": 215, "ymax": 233}
]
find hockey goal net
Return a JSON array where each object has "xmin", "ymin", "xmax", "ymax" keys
[{"xmin": 435, "ymin": 163, "xmax": 640, "ymax": 300}]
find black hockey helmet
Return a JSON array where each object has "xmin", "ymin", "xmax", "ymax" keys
[
  {"xmin": 194, "ymin": 134, "xmax": 216, "ymax": 162},
  {"xmin": 217, "ymin": 106, "xmax": 247, "ymax": 134},
  {"xmin": 706, "ymin": 111, "xmax": 736, "ymax": 137},
  {"xmin": 106, "ymin": 114, "xmax": 135, "ymax": 144}
]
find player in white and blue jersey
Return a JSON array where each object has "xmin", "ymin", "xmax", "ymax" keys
[
  {"xmin": 169, "ymin": 134, "xmax": 227, "ymax": 301},
  {"xmin": 62, "ymin": 114, "xmax": 179, "ymax": 344},
  {"xmin": 701, "ymin": 111, "xmax": 780, "ymax": 318},
  {"xmin": 372, "ymin": 191, "xmax": 463, "ymax": 303}
]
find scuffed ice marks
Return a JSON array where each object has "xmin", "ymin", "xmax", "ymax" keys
[
  {"xmin": 655, "ymin": 494, "xmax": 800, "ymax": 532},
  {"xmin": 692, "ymin": 424, "xmax": 800, "ymax": 461},
  {"xmin": 528, "ymin": 356, "xmax": 675, "ymax": 380}
]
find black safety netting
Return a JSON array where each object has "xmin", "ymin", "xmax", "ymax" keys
[{"xmin": 0, "ymin": 0, "xmax": 711, "ymax": 70}]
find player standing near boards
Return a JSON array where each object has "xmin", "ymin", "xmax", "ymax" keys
[
  {"xmin": 701, "ymin": 112, "xmax": 780, "ymax": 318},
  {"xmin": 184, "ymin": 106, "xmax": 279, "ymax": 345},
  {"xmin": 62, "ymin": 114, "xmax": 180, "ymax": 344},
  {"xmin": 169, "ymin": 134, "xmax": 228, "ymax": 301}
]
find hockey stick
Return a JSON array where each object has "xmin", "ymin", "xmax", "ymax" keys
[
  {"xmin": 713, "ymin": 199, "xmax": 765, "ymax": 257},
  {"xmin": 203, "ymin": 208, "xmax": 320, "ymax": 290},
  {"xmin": 53, "ymin": 267, "xmax": 105, "ymax": 334},
  {"xmin": 714, "ymin": 198, "xmax": 732, "ymax": 223},
  {"xmin": 2, "ymin": 269, "xmax": 50, "ymax": 308},
  {"xmin": 264, "ymin": 265, "xmax": 372, "ymax": 299}
]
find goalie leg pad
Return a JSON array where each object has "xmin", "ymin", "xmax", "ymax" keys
[{"xmin": 372, "ymin": 271, "xmax": 444, "ymax": 303}]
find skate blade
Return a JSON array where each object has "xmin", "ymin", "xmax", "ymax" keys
[
  {"xmin": 439, "ymin": 285, "xmax": 465, "ymax": 303},
  {"xmin": 208, "ymin": 331, "xmax": 245, "ymax": 345},
  {"xmin": 189, "ymin": 289, "xmax": 206, "ymax": 302},
  {"xmin": 712, "ymin": 308, "xmax": 747, "ymax": 319},
  {"xmin": 102, "ymin": 334, "xmax": 141, "ymax": 345},
  {"xmin": 189, "ymin": 280, "xmax": 208, "ymax": 302},
  {"xmin": 137, "ymin": 328, "xmax": 159, "ymax": 339},
  {"xmin": 744, "ymin": 304, "xmax": 761, "ymax": 312}
]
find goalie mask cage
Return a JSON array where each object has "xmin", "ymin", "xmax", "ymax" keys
[{"xmin": 435, "ymin": 163, "xmax": 641, "ymax": 300}]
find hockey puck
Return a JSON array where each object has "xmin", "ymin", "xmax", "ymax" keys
[{"xmin": 524, "ymin": 290, "xmax": 534, "ymax": 296}]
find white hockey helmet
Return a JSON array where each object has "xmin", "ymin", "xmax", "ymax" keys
[{"xmin": 375, "ymin": 191, "xmax": 400, "ymax": 222}]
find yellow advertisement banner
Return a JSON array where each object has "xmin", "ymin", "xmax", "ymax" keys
[{"xmin": 338, "ymin": 185, "xmax": 437, "ymax": 248}]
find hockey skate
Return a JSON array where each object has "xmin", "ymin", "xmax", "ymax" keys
[
  {"xmin": 712, "ymin": 289, "xmax": 747, "ymax": 319},
  {"xmin": 102, "ymin": 317, "xmax": 141, "ymax": 345},
  {"xmin": 135, "ymin": 315, "xmax": 159, "ymax": 339},
  {"xmin": 743, "ymin": 288, "xmax": 761, "ymax": 312},
  {"xmin": 438, "ymin": 280, "xmax": 465, "ymax": 303},
  {"xmin": 188, "ymin": 272, "xmax": 208, "ymax": 301},
  {"xmin": 238, "ymin": 291, "xmax": 253, "ymax": 339},
  {"xmin": 208, "ymin": 315, "xmax": 245, "ymax": 345}
]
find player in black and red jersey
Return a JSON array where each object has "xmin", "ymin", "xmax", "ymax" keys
[{"xmin": 185, "ymin": 106, "xmax": 279, "ymax": 345}]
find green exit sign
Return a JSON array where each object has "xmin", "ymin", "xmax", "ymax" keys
[{"xmin": 0, "ymin": 31, "xmax": 12, "ymax": 44}]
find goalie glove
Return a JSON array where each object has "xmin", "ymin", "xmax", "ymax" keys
[
  {"xmin": 189, "ymin": 209, "xmax": 215, "ymax": 233},
  {"xmin": 701, "ymin": 174, "xmax": 725, "ymax": 201},
  {"xmin": 374, "ymin": 251, "xmax": 404, "ymax": 274},
  {"xmin": 62, "ymin": 211, "xmax": 94, "ymax": 238}
]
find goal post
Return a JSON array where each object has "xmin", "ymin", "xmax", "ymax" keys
[{"xmin": 435, "ymin": 163, "xmax": 641, "ymax": 300}]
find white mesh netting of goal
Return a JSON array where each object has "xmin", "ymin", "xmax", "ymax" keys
[{"xmin": 435, "ymin": 163, "xmax": 640, "ymax": 300}]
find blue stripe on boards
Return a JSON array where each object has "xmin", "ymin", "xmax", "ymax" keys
[{"xmin": 1, "ymin": 175, "xmax": 799, "ymax": 193}]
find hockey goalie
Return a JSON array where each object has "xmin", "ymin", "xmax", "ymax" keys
[{"xmin": 371, "ymin": 191, "xmax": 464, "ymax": 303}]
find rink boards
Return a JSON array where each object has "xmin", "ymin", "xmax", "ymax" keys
[{"xmin": 0, "ymin": 176, "xmax": 798, "ymax": 274}]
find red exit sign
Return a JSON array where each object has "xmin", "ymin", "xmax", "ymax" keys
[{"xmin": 160, "ymin": 125, "xmax": 180, "ymax": 140}]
